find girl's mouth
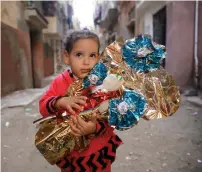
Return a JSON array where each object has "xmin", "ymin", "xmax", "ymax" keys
[{"xmin": 81, "ymin": 69, "xmax": 90, "ymax": 73}]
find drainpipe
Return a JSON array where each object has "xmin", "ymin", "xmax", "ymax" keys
[{"xmin": 194, "ymin": 0, "xmax": 199, "ymax": 91}]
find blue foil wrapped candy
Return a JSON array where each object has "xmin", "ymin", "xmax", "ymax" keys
[
  {"xmin": 83, "ymin": 62, "xmax": 108, "ymax": 88},
  {"xmin": 109, "ymin": 89, "xmax": 147, "ymax": 130},
  {"xmin": 122, "ymin": 35, "xmax": 166, "ymax": 72}
]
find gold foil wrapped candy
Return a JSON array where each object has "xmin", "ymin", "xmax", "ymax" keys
[{"xmin": 34, "ymin": 111, "xmax": 93, "ymax": 165}]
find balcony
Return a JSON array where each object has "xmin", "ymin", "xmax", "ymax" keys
[
  {"xmin": 43, "ymin": 2, "xmax": 67, "ymax": 39},
  {"xmin": 100, "ymin": 8, "xmax": 119, "ymax": 31},
  {"xmin": 24, "ymin": 2, "xmax": 48, "ymax": 30},
  {"xmin": 43, "ymin": 16, "xmax": 63, "ymax": 38},
  {"xmin": 136, "ymin": 1, "xmax": 167, "ymax": 16}
]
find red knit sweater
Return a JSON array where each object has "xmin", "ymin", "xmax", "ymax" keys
[{"xmin": 39, "ymin": 70, "xmax": 122, "ymax": 172}]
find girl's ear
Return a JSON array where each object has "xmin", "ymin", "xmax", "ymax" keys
[{"xmin": 64, "ymin": 51, "xmax": 70, "ymax": 65}]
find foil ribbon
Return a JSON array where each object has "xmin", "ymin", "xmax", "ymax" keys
[{"xmin": 83, "ymin": 89, "xmax": 122, "ymax": 110}]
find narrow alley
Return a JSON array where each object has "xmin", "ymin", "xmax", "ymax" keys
[
  {"xmin": 1, "ymin": 1, "xmax": 202, "ymax": 172},
  {"xmin": 1, "ymin": 91, "xmax": 202, "ymax": 172}
]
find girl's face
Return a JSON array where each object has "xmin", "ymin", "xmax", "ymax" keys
[{"xmin": 65, "ymin": 38, "xmax": 99, "ymax": 79}]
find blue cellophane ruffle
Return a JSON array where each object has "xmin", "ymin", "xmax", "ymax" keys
[
  {"xmin": 109, "ymin": 89, "xmax": 147, "ymax": 130},
  {"xmin": 122, "ymin": 35, "xmax": 166, "ymax": 72},
  {"xmin": 83, "ymin": 62, "xmax": 108, "ymax": 88}
]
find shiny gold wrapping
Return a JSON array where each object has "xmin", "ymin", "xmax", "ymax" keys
[
  {"xmin": 142, "ymin": 70, "xmax": 181, "ymax": 119},
  {"xmin": 100, "ymin": 41, "xmax": 181, "ymax": 120},
  {"xmin": 35, "ymin": 80, "xmax": 114, "ymax": 165},
  {"xmin": 35, "ymin": 40, "xmax": 181, "ymax": 165},
  {"xmin": 35, "ymin": 110, "xmax": 96, "ymax": 165}
]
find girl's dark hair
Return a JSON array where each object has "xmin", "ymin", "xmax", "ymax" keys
[{"xmin": 65, "ymin": 29, "xmax": 100, "ymax": 53}]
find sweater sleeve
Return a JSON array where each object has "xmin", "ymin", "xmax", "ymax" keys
[{"xmin": 39, "ymin": 77, "xmax": 65, "ymax": 118}]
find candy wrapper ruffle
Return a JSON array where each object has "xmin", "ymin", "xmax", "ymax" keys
[
  {"xmin": 109, "ymin": 89, "xmax": 147, "ymax": 130},
  {"xmin": 122, "ymin": 35, "xmax": 166, "ymax": 72},
  {"xmin": 83, "ymin": 62, "xmax": 107, "ymax": 88}
]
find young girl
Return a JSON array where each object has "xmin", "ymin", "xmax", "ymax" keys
[{"xmin": 39, "ymin": 30, "xmax": 122, "ymax": 172}]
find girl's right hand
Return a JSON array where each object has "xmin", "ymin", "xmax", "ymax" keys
[{"xmin": 55, "ymin": 96, "xmax": 87, "ymax": 115}]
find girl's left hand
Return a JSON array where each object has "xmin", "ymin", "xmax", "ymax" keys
[{"xmin": 69, "ymin": 113, "xmax": 97, "ymax": 137}]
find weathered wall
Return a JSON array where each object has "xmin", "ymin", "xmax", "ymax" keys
[
  {"xmin": 198, "ymin": 1, "xmax": 202, "ymax": 90},
  {"xmin": 166, "ymin": 1, "xmax": 195, "ymax": 88},
  {"xmin": 43, "ymin": 43, "xmax": 54, "ymax": 77},
  {"xmin": 135, "ymin": 1, "xmax": 197, "ymax": 89},
  {"xmin": 116, "ymin": 1, "xmax": 136, "ymax": 40},
  {"xmin": 1, "ymin": 1, "xmax": 33, "ymax": 96},
  {"xmin": 1, "ymin": 1, "xmax": 55, "ymax": 95},
  {"xmin": 30, "ymin": 31, "xmax": 45, "ymax": 88}
]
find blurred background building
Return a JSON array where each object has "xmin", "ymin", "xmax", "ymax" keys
[
  {"xmin": 1, "ymin": 0, "xmax": 202, "ymax": 97},
  {"xmin": 1, "ymin": 1, "xmax": 74, "ymax": 96},
  {"xmin": 94, "ymin": 0, "xmax": 202, "ymax": 95}
]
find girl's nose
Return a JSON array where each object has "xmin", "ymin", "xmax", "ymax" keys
[{"xmin": 83, "ymin": 57, "xmax": 90, "ymax": 65}]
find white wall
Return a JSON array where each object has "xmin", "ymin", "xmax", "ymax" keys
[{"xmin": 136, "ymin": 1, "xmax": 168, "ymax": 35}]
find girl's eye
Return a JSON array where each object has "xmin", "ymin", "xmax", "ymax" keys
[
  {"xmin": 90, "ymin": 54, "xmax": 96, "ymax": 58},
  {"xmin": 76, "ymin": 53, "xmax": 82, "ymax": 57}
]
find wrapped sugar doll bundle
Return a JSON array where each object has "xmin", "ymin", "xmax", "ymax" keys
[{"xmin": 34, "ymin": 34, "xmax": 180, "ymax": 165}]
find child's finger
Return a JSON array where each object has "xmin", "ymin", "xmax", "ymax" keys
[
  {"xmin": 77, "ymin": 116, "xmax": 87, "ymax": 127},
  {"xmin": 70, "ymin": 129, "xmax": 81, "ymax": 137},
  {"xmin": 76, "ymin": 123, "xmax": 84, "ymax": 131},
  {"xmin": 71, "ymin": 103, "xmax": 83, "ymax": 111},
  {"xmin": 66, "ymin": 105, "xmax": 76, "ymax": 115},
  {"xmin": 77, "ymin": 96, "xmax": 87, "ymax": 101},
  {"xmin": 70, "ymin": 122, "xmax": 82, "ymax": 135},
  {"xmin": 91, "ymin": 112, "xmax": 97, "ymax": 122},
  {"xmin": 75, "ymin": 98, "xmax": 86, "ymax": 105},
  {"xmin": 71, "ymin": 116, "xmax": 77, "ymax": 125}
]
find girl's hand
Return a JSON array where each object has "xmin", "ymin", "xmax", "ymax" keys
[
  {"xmin": 70, "ymin": 113, "xmax": 97, "ymax": 136},
  {"xmin": 55, "ymin": 96, "xmax": 87, "ymax": 115}
]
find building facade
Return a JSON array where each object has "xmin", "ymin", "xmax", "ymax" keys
[
  {"xmin": 94, "ymin": 1, "xmax": 202, "ymax": 93},
  {"xmin": 94, "ymin": 1, "xmax": 135, "ymax": 51},
  {"xmin": 1, "ymin": 1, "xmax": 71, "ymax": 96},
  {"xmin": 136, "ymin": 1, "xmax": 202, "ymax": 92}
]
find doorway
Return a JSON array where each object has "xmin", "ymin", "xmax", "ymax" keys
[{"xmin": 153, "ymin": 6, "xmax": 166, "ymax": 68}]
